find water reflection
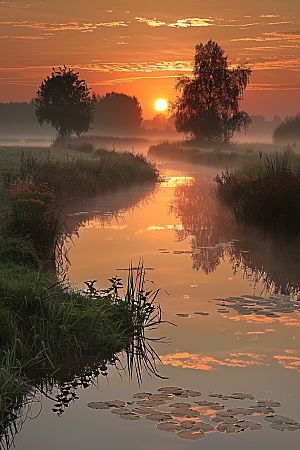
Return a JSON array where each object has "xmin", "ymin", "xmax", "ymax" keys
[{"xmin": 170, "ymin": 177, "xmax": 300, "ymax": 294}]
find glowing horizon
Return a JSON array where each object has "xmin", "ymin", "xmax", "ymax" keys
[{"xmin": 0, "ymin": 1, "xmax": 299, "ymax": 120}]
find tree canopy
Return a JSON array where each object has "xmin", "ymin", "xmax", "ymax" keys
[
  {"xmin": 171, "ymin": 40, "xmax": 252, "ymax": 144},
  {"xmin": 93, "ymin": 92, "xmax": 143, "ymax": 135},
  {"xmin": 273, "ymin": 113, "xmax": 300, "ymax": 144},
  {"xmin": 35, "ymin": 66, "xmax": 95, "ymax": 139}
]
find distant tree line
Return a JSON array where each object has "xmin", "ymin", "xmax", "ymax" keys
[{"xmin": 273, "ymin": 113, "xmax": 300, "ymax": 144}]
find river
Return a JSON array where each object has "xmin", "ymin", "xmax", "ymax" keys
[{"xmin": 13, "ymin": 162, "xmax": 300, "ymax": 450}]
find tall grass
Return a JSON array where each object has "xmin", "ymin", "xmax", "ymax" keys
[
  {"xmin": 4, "ymin": 149, "xmax": 159, "ymax": 201},
  {"xmin": 214, "ymin": 147, "xmax": 300, "ymax": 237}
]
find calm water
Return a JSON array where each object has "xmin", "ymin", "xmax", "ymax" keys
[{"xmin": 14, "ymin": 164, "xmax": 300, "ymax": 450}]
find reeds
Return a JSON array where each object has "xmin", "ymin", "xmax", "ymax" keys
[{"xmin": 214, "ymin": 147, "xmax": 300, "ymax": 237}]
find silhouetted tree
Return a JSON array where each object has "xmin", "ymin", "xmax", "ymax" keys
[
  {"xmin": 171, "ymin": 40, "xmax": 252, "ymax": 144},
  {"xmin": 273, "ymin": 113, "xmax": 300, "ymax": 144},
  {"xmin": 93, "ymin": 92, "xmax": 142, "ymax": 135},
  {"xmin": 36, "ymin": 66, "xmax": 95, "ymax": 138}
]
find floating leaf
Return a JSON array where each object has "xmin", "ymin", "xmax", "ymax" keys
[
  {"xmin": 215, "ymin": 410, "xmax": 237, "ymax": 417},
  {"xmin": 169, "ymin": 402, "xmax": 191, "ymax": 409},
  {"xmin": 87, "ymin": 402, "xmax": 109, "ymax": 410},
  {"xmin": 226, "ymin": 407, "xmax": 253, "ymax": 416},
  {"xmin": 157, "ymin": 421, "xmax": 184, "ymax": 433},
  {"xmin": 238, "ymin": 420, "xmax": 263, "ymax": 431},
  {"xmin": 119, "ymin": 413, "xmax": 141, "ymax": 420},
  {"xmin": 176, "ymin": 389, "xmax": 201, "ymax": 398},
  {"xmin": 176, "ymin": 314, "xmax": 190, "ymax": 318},
  {"xmin": 176, "ymin": 430, "xmax": 206, "ymax": 440},
  {"xmin": 158, "ymin": 386, "xmax": 183, "ymax": 395},
  {"xmin": 256, "ymin": 400, "xmax": 281, "ymax": 408},
  {"xmin": 189, "ymin": 423, "xmax": 214, "ymax": 432},
  {"xmin": 248, "ymin": 405, "xmax": 275, "ymax": 414},
  {"xmin": 171, "ymin": 409, "xmax": 200, "ymax": 418},
  {"xmin": 132, "ymin": 392, "xmax": 151, "ymax": 399},
  {"xmin": 231, "ymin": 393, "xmax": 255, "ymax": 400},
  {"xmin": 264, "ymin": 415, "xmax": 298, "ymax": 425},
  {"xmin": 194, "ymin": 312, "xmax": 210, "ymax": 316},
  {"xmin": 211, "ymin": 416, "xmax": 237, "ymax": 424},
  {"xmin": 105, "ymin": 400, "xmax": 126, "ymax": 408},
  {"xmin": 132, "ymin": 407, "xmax": 155, "ymax": 415},
  {"xmin": 146, "ymin": 412, "xmax": 173, "ymax": 422},
  {"xmin": 216, "ymin": 423, "xmax": 242, "ymax": 433},
  {"xmin": 136, "ymin": 400, "xmax": 167, "ymax": 407},
  {"xmin": 111, "ymin": 408, "xmax": 132, "ymax": 415}
]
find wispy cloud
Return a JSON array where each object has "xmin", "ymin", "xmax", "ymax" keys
[
  {"xmin": 0, "ymin": 34, "xmax": 51, "ymax": 39},
  {"xmin": 0, "ymin": 20, "xmax": 128, "ymax": 32},
  {"xmin": 135, "ymin": 17, "xmax": 214, "ymax": 28},
  {"xmin": 260, "ymin": 14, "xmax": 280, "ymax": 18},
  {"xmin": 76, "ymin": 61, "xmax": 193, "ymax": 73},
  {"xmin": 0, "ymin": 1, "xmax": 36, "ymax": 9}
]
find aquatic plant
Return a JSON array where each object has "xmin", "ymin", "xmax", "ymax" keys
[{"xmin": 213, "ymin": 147, "xmax": 300, "ymax": 237}]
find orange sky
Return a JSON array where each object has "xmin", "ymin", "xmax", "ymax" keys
[{"xmin": 0, "ymin": 0, "xmax": 299, "ymax": 119}]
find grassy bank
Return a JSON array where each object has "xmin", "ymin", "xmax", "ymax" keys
[
  {"xmin": 147, "ymin": 141, "xmax": 255, "ymax": 169},
  {"xmin": 213, "ymin": 147, "xmax": 300, "ymax": 237},
  {"xmin": 0, "ymin": 144, "xmax": 161, "ymax": 445}
]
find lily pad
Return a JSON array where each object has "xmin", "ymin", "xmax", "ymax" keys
[
  {"xmin": 132, "ymin": 407, "xmax": 155, "ymax": 415},
  {"xmin": 105, "ymin": 400, "xmax": 126, "ymax": 408},
  {"xmin": 256, "ymin": 400, "xmax": 281, "ymax": 408},
  {"xmin": 119, "ymin": 413, "xmax": 141, "ymax": 420},
  {"xmin": 176, "ymin": 389, "xmax": 201, "ymax": 398},
  {"xmin": 111, "ymin": 408, "xmax": 132, "ymax": 415},
  {"xmin": 171, "ymin": 409, "xmax": 200, "ymax": 418},
  {"xmin": 157, "ymin": 386, "xmax": 183, "ymax": 395},
  {"xmin": 211, "ymin": 416, "xmax": 237, "ymax": 424},
  {"xmin": 176, "ymin": 430, "xmax": 206, "ymax": 440},
  {"xmin": 231, "ymin": 392, "xmax": 255, "ymax": 400},
  {"xmin": 216, "ymin": 423, "xmax": 243, "ymax": 433},
  {"xmin": 238, "ymin": 420, "xmax": 263, "ymax": 431},
  {"xmin": 87, "ymin": 402, "xmax": 109, "ymax": 410},
  {"xmin": 176, "ymin": 314, "xmax": 190, "ymax": 318},
  {"xmin": 157, "ymin": 421, "xmax": 184, "ymax": 433},
  {"xmin": 194, "ymin": 312, "xmax": 210, "ymax": 315},
  {"xmin": 169, "ymin": 402, "xmax": 191, "ymax": 409},
  {"xmin": 189, "ymin": 423, "xmax": 214, "ymax": 432},
  {"xmin": 146, "ymin": 412, "xmax": 173, "ymax": 422},
  {"xmin": 135, "ymin": 400, "xmax": 167, "ymax": 407},
  {"xmin": 226, "ymin": 407, "xmax": 253, "ymax": 416},
  {"xmin": 264, "ymin": 415, "xmax": 298, "ymax": 425},
  {"xmin": 132, "ymin": 392, "xmax": 151, "ymax": 399},
  {"xmin": 248, "ymin": 405, "xmax": 275, "ymax": 414}
]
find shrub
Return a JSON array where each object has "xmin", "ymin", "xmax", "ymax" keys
[{"xmin": 273, "ymin": 113, "xmax": 300, "ymax": 144}]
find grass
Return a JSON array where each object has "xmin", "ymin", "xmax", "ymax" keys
[
  {"xmin": 3, "ymin": 149, "xmax": 159, "ymax": 201},
  {"xmin": 147, "ymin": 141, "xmax": 255, "ymax": 169},
  {"xmin": 0, "ymin": 144, "xmax": 162, "ymax": 446},
  {"xmin": 213, "ymin": 147, "xmax": 300, "ymax": 237}
]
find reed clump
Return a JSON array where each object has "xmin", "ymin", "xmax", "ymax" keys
[{"xmin": 213, "ymin": 147, "xmax": 300, "ymax": 237}]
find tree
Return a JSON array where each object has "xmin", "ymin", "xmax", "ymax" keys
[
  {"xmin": 93, "ymin": 92, "xmax": 142, "ymax": 135},
  {"xmin": 171, "ymin": 40, "xmax": 252, "ymax": 144},
  {"xmin": 36, "ymin": 66, "xmax": 95, "ymax": 138},
  {"xmin": 273, "ymin": 113, "xmax": 300, "ymax": 144}
]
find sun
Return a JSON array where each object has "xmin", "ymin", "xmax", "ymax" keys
[{"xmin": 155, "ymin": 98, "xmax": 168, "ymax": 112}]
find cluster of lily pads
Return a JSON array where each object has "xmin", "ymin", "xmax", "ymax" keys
[
  {"xmin": 213, "ymin": 293, "xmax": 300, "ymax": 317},
  {"xmin": 87, "ymin": 386, "xmax": 300, "ymax": 441}
]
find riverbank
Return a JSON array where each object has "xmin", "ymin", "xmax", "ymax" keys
[
  {"xmin": 0, "ymin": 144, "xmax": 161, "ymax": 445},
  {"xmin": 213, "ymin": 147, "xmax": 300, "ymax": 238}
]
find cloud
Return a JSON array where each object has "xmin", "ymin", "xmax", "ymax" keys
[
  {"xmin": 273, "ymin": 355, "xmax": 300, "ymax": 369},
  {"xmin": 76, "ymin": 61, "xmax": 193, "ymax": 73},
  {"xmin": 135, "ymin": 17, "xmax": 214, "ymax": 28},
  {"xmin": 260, "ymin": 14, "xmax": 281, "ymax": 18},
  {"xmin": 0, "ymin": 20, "xmax": 128, "ymax": 32},
  {"xmin": 232, "ymin": 29, "xmax": 300, "ymax": 43},
  {"xmin": 0, "ymin": 1, "xmax": 36, "ymax": 8},
  {"xmin": 0, "ymin": 34, "xmax": 51, "ymax": 39}
]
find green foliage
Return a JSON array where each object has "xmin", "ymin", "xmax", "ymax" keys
[
  {"xmin": 273, "ymin": 112, "xmax": 300, "ymax": 144},
  {"xmin": 171, "ymin": 40, "xmax": 251, "ymax": 144},
  {"xmin": 94, "ymin": 92, "xmax": 143, "ymax": 135},
  {"xmin": 214, "ymin": 148, "xmax": 300, "ymax": 237},
  {"xmin": 35, "ymin": 66, "xmax": 95, "ymax": 139},
  {"xmin": 4, "ymin": 150, "xmax": 159, "ymax": 201}
]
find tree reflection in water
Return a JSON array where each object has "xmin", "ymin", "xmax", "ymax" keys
[{"xmin": 170, "ymin": 177, "xmax": 300, "ymax": 295}]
